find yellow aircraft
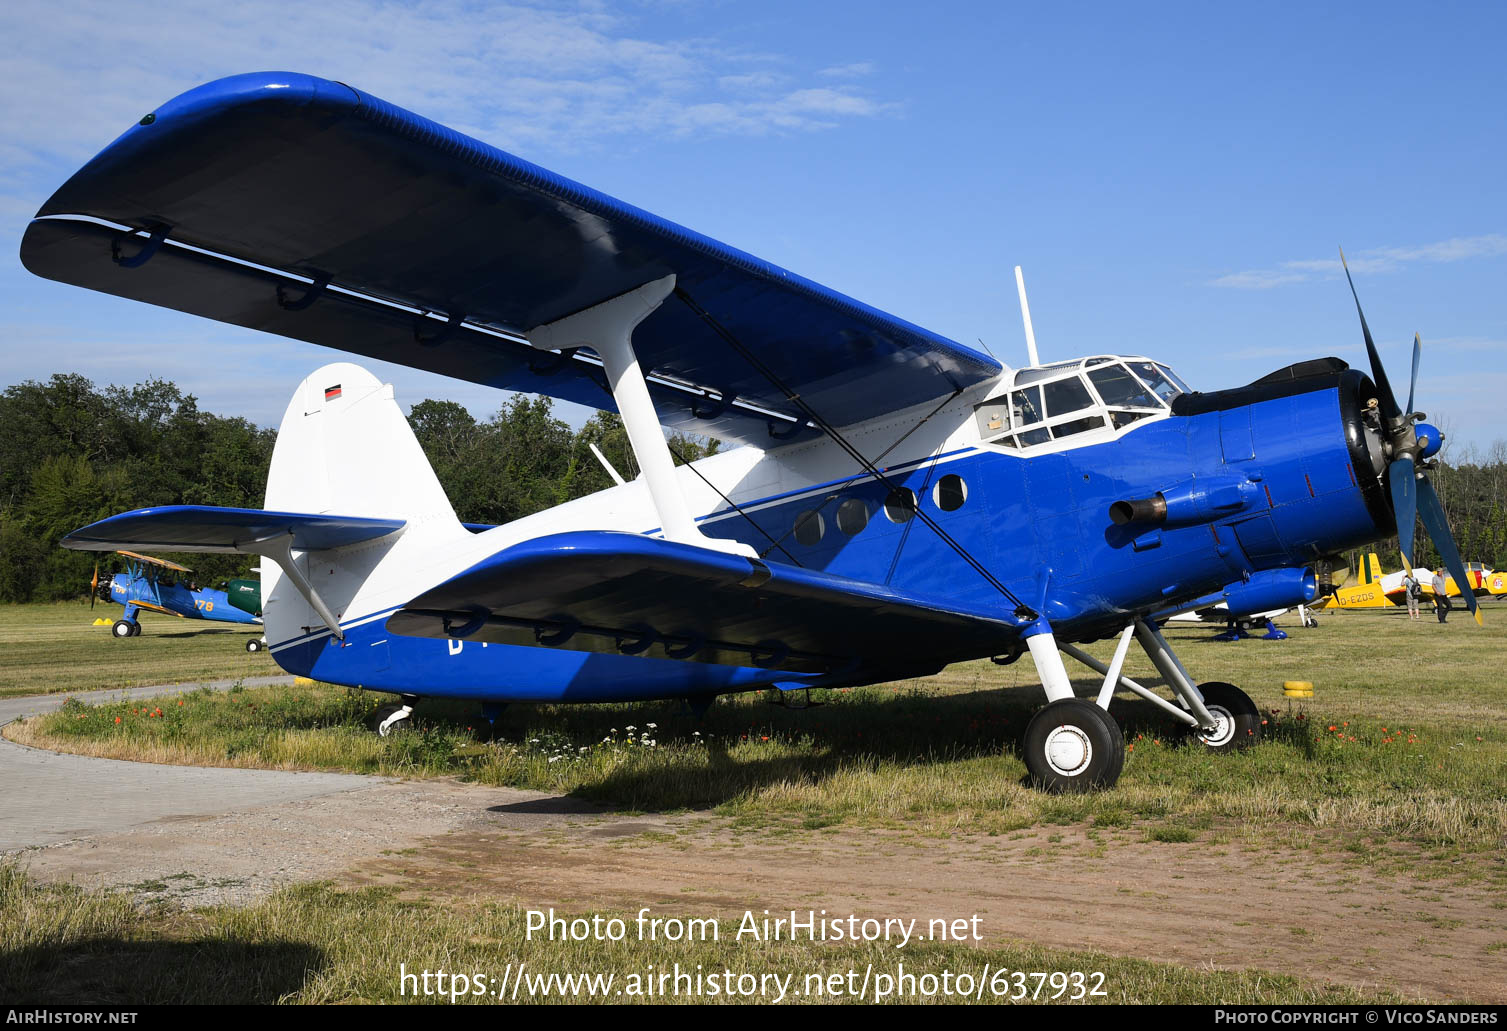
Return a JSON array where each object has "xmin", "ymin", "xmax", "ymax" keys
[{"xmin": 1312, "ymin": 552, "xmax": 1503, "ymax": 612}]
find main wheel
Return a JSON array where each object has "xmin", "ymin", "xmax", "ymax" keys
[
  {"xmin": 1023, "ymin": 699, "xmax": 1125, "ymax": 793},
  {"xmin": 1189, "ymin": 681, "xmax": 1261, "ymax": 751},
  {"xmin": 245, "ymin": 638, "xmax": 263, "ymax": 653},
  {"xmin": 112, "ymin": 619, "xmax": 135, "ymax": 639}
]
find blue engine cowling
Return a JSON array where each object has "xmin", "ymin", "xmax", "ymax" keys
[{"xmin": 1221, "ymin": 567, "xmax": 1318, "ymax": 615}]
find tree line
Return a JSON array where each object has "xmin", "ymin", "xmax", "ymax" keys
[
  {"xmin": 0, "ymin": 374, "xmax": 714, "ymax": 603},
  {"xmin": 0, "ymin": 372, "xmax": 1502, "ymax": 603}
]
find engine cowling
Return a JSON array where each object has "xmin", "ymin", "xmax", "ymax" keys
[{"xmin": 1221, "ymin": 567, "xmax": 1318, "ymax": 615}]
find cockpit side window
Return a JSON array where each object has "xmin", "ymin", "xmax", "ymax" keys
[
  {"xmin": 1011, "ymin": 385, "xmax": 1044, "ymax": 426},
  {"xmin": 1041, "ymin": 376, "xmax": 1093, "ymax": 418},
  {"xmin": 1156, "ymin": 364, "xmax": 1191, "ymax": 394},
  {"xmin": 1088, "ymin": 365, "xmax": 1160, "ymax": 410},
  {"xmin": 1128, "ymin": 361, "xmax": 1182, "ymax": 404}
]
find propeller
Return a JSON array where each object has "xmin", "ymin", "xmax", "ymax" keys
[
  {"xmin": 89, "ymin": 563, "xmax": 98, "ymax": 610},
  {"xmin": 1340, "ymin": 249, "xmax": 1480, "ymax": 626}
]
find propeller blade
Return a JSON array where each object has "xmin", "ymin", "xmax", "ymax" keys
[
  {"xmin": 1416, "ymin": 476, "xmax": 1482, "ymax": 626},
  {"xmin": 1406, "ymin": 332, "xmax": 1421, "ymax": 417},
  {"xmin": 90, "ymin": 563, "xmax": 98, "ymax": 610},
  {"xmin": 1339, "ymin": 247, "xmax": 1401, "ymax": 422},
  {"xmin": 1388, "ymin": 457, "xmax": 1417, "ymax": 564}
]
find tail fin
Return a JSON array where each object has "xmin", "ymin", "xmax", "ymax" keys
[
  {"xmin": 260, "ymin": 363, "xmax": 466, "ymax": 646},
  {"xmin": 1358, "ymin": 552, "xmax": 1385, "ymax": 585},
  {"xmin": 266, "ymin": 363, "xmax": 458, "ymax": 530}
]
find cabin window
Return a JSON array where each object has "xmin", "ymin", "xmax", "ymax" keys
[
  {"xmin": 836, "ymin": 498, "xmax": 870, "ymax": 536},
  {"xmin": 933, "ymin": 474, "xmax": 968, "ymax": 511},
  {"xmin": 1088, "ymin": 364, "xmax": 1160, "ymax": 410},
  {"xmin": 1011, "ymin": 385, "xmax": 1045, "ymax": 426},
  {"xmin": 1051, "ymin": 414, "xmax": 1107, "ymax": 439},
  {"xmin": 1128, "ymin": 361, "xmax": 1183, "ymax": 404},
  {"xmin": 793, "ymin": 510, "xmax": 825, "ymax": 546},
  {"xmin": 1042, "ymin": 376, "xmax": 1094, "ymax": 418},
  {"xmin": 883, "ymin": 487, "xmax": 917, "ymax": 523}
]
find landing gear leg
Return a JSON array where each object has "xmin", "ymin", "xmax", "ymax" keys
[
  {"xmin": 1021, "ymin": 621, "xmax": 1125, "ymax": 792},
  {"xmin": 1061, "ymin": 620, "xmax": 1257, "ymax": 750}
]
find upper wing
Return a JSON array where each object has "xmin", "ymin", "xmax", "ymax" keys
[
  {"xmin": 386, "ymin": 530, "xmax": 1027, "ymax": 676},
  {"xmin": 22, "ymin": 72, "xmax": 1001, "ymax": 448},
  {"xmin": 115, "ymin": 550, "xmax": 193, "ymax": 573},
  {"xmin": 64, "ymin": 505, "xmax": 404, "ymax": 553}
]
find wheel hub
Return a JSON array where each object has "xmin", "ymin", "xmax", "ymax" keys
[
  {"xmin": 1198, "ymin": 704, "xmax": 1236, "ymax": 747},
  {"xmin": 1044, "ymin": 724, "xmax": 1093, "ymax": 776}
]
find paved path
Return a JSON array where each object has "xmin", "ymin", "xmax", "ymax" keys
[{"xmin": 0, "ymin": 677, "xmax": 378, "ymax": 853}]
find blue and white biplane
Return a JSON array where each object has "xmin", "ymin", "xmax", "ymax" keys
[
  {"xmin": 91, "ymin": 550, "xmax": 260, "ymax": 639},
  {"xmin": 24, "ymin": 72, "xmax": 1479, "ymax": 791}
]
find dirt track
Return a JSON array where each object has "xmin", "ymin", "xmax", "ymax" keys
[{"xmin": 7, "ymin": 688, "xmax": 1505, "ymax": 1001}]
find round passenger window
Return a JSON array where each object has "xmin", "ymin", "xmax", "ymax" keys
[
  {"xmin": 933, "ymin": 474, "xmax": 967, "ymax": 512},
  {"xmin": 793, "ymin": 510, "xmax": 825, "ymax": 546},
  {"xmin": 836, "ymin": 498, "xmax": 870, "ymax": 536},
  {"xmin": 883, "ymin": 488, "xmax": 917, "ymax": 523}
]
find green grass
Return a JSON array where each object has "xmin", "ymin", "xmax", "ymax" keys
[
  {"xmin": 0, "ymin": 601, "xmax": 266, "ymax": 698},
  {"xmin": 11, "ymin": 606, "xmax": 1507, "ymax": 871},
  {"xmin": 0, "ymin": 866, "xmax": 1410, "ymax": 1004}
]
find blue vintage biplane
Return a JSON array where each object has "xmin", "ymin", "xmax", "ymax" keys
[
  {"xmin": 26, "ymin": 72, "xmax": 1479, "ymax": 791},
  {"xmin": 92, "ymin": 550, "xmax": 260, "ymax": 639}
]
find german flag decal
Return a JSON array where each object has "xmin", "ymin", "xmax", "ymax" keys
[{"xmin": 324, "ymin": 384, "xmax": 342, "ymax": 401}]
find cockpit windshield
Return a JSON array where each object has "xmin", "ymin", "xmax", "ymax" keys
[{"xmin": 972, "ymin": 355, "xmax": 1189, "ymax": 450}]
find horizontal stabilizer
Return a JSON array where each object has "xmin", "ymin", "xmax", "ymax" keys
[
  {"xmin": 63, "ymin": 505, "xmax": 405, "ymax": 553},
  {"xmin": 386, "ymin": 531, "xmax": 1025, "ymax": 676}
]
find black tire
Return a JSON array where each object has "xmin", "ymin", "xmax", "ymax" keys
[
  {"xmin": 1189, "ymin": 682, "xmax": 1261, "ymax": 751},
  {"xmin": 112, "ymin": 619, "xmax": 134, "ymax": 639},
  {"xmin": 245, "ymin": 638, "xmax": 263, "ymax": 653},
  {"xmin": 1023, "ymin": 699, "xmax": 1125, "ymax": 793},
  {"xmin": 129, "ymin": 622, "xmax": 141, "ymax": 637},
  {"xmin": 371, "ymin": 703, "xmax": 412, "ymax": 737}
]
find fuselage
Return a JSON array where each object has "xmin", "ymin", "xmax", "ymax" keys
[{"xmin": 268, "ymin": 355, "xmax": 1392, "ymax": 704}]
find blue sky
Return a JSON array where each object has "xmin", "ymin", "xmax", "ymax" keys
[{"xmin": 2, "ymin": 0, "xmax": 1503, "ymax": 454}]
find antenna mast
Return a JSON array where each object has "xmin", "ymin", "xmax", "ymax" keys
[{"xmin": 1014, "ymin": 265, "xmax": 1041, "ymax": 367}]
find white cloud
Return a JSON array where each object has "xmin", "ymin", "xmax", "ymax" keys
[
  {"xmin": 1210, "ymin": 234, "xmax": 1507, "ymax": 289},
  {"xmin": 818, "ymin": 62, "xmax": 876, "ymax": 79},
  {"xmin": 0, "ymin": 0, "xmax": 894, "ymax": 171}
]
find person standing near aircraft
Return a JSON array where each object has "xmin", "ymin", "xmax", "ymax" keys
[
  {"xmin": 1433, "ymin": 569, "xmax": 1451, "ymax": 623},
  {"xmin": 1402, "ymin": 569, "xmax": 1421, "ymax": 621}
]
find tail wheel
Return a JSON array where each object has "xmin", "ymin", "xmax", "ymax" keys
[
  {"xmin": 372, "ymin": 702, "xmax": 414, "ymax": 737},
  {"xmin": 1023, "ymin": 699, "xmax": 1125, "ymax": 793},
  {"xmin": 1190, "ymin": 682, "xmax": 1261, "ymax": 751},
  {"xmin": 112, "ymin": 619, "xmax": 136, "ymax": 639}
]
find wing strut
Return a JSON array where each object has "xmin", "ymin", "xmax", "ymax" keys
[
  {"xmin": 528, "ymin": 276, "xmax": 754, "ymax": 559},
  {"xmin": 245, "ymin": 532, "xmax": 346, "ymax": 640}
]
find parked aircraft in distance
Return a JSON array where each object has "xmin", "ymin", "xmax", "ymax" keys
[{"xmin": 91, "ymin": 551, "xmax": 259, "ymax": 639}]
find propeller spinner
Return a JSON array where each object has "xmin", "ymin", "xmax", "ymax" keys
[{"xmin": 1340, "ymin": 249, "xmax": 1481, "ymax": 626}]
